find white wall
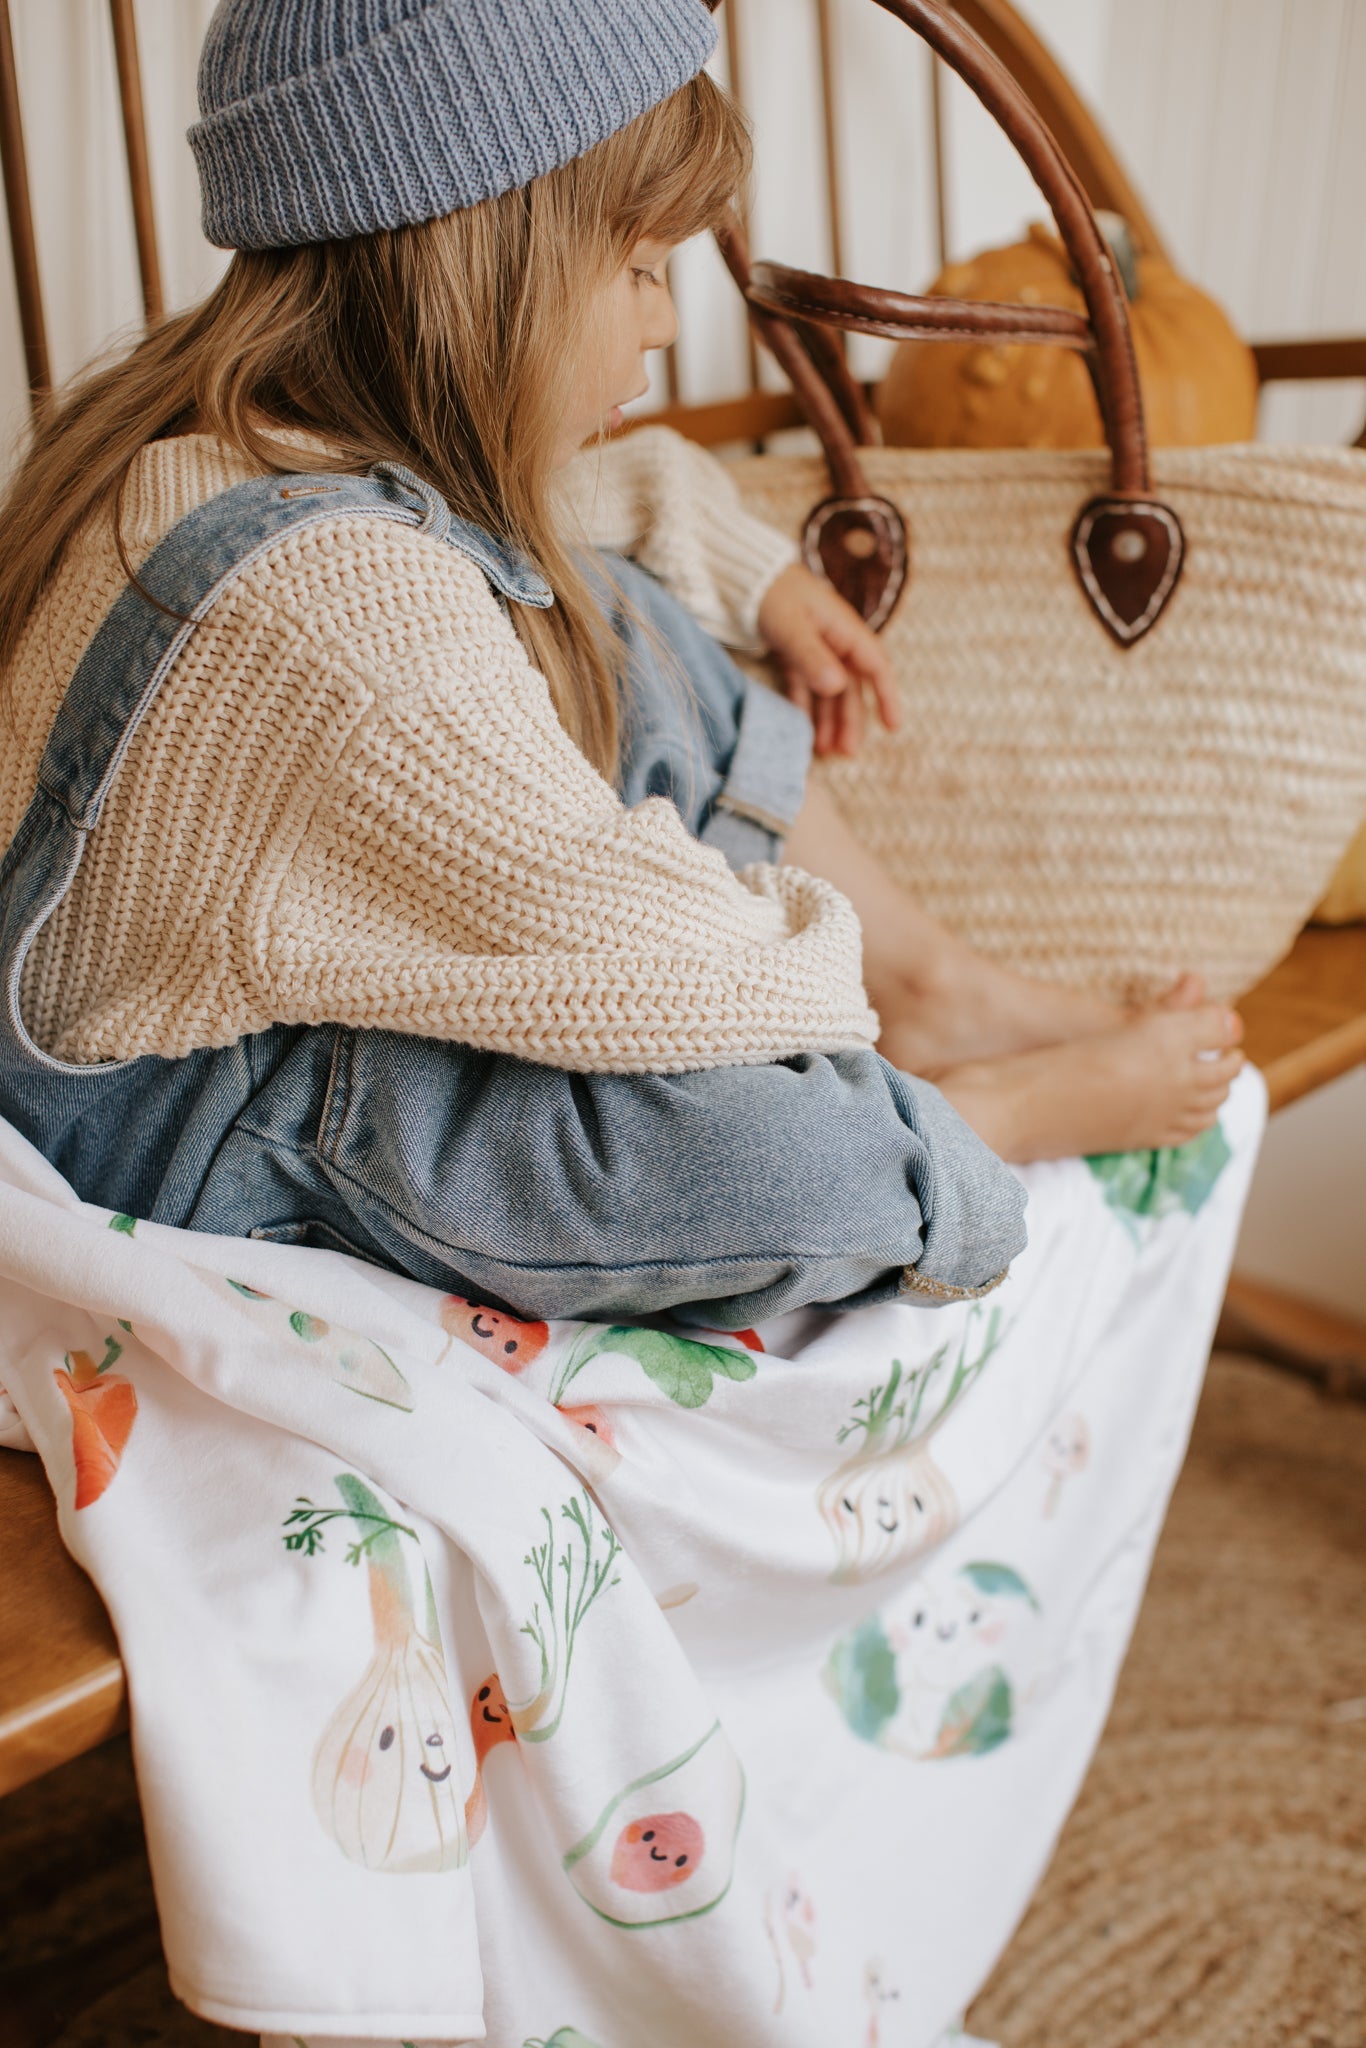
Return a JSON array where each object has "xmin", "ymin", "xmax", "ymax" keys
[{"xmin": 1, "ymin": 0, "xmax": 1363, "ymax": 1314}]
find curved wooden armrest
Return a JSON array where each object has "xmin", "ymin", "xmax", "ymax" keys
[{"xmin": 1239, "ymin": 924, "xmax": 1366, "ymax": 1114}]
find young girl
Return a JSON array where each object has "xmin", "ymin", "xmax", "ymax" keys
[
  {"xmin": 0, "ymin": 8, "xmax": 1265, "ymax": 2045},
  {"xmin": 0, "ymin": 0, "xmax": 1238, "ymax": 1342}
]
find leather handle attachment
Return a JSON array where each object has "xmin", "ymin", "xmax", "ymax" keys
[{"xmin": 727, "ymin": 0, "xmax": 1185, "ymax": 647}]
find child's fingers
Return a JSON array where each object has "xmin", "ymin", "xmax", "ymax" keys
[
  {"xmin": 816, "ymin": 610, "xmax": 901, "ymax": 733},
  {"xmin": 779, "ymin": 618, "xmax": 852, "ymax": 699},
  {"xmin": 836, "ymin": 682, "xmax": 865, "ymax": 758},
  {"xmin": 785, "ymin": 675, "xmax": 814, "ymax": 724},
  {"xmin": 813, "ymin": 695, "xmax": 841, "ymax": 757}
]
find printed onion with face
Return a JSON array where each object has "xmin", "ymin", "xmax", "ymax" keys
[
  {"xmin": 817, "ymin": 1327, "xmax": 1004, "ymax": 1583},
  {"xmin": 440, "ymin": 1295, "xmax": 550, "ymax": 1373},
  {"xmin": 817, "ymin": 1444, "xmax": 958, "ymax": 1584},
  {"xmin": 562, "ymin": 1723, "xmax": 744, "ymax": 1927},
  {"xmin": 311, "ymin": 1477, "xmax": 467, "ymax": 1873}
]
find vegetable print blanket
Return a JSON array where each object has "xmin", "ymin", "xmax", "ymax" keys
[{"xmin": 0, "ymin": 1070, "xmax": 1264, "ymax": 2048}]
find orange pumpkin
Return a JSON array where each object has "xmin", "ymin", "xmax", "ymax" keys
[{"xmin": 878, "ymin": 218, "xmax": 1258, "ymax": 451}]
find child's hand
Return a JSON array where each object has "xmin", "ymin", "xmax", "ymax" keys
[{"xmin": 757, "ymin": 561, "xmax": 900, "ymax": 758}]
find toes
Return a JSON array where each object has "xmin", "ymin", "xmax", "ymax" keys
[
  {"xmin": 1189, "ymin": 1006, "xmax": 1243, "ymax": 1055},
  {"xmin": 1159, "ymin": 972, "xmax": 1206, "ymax": 1011}
]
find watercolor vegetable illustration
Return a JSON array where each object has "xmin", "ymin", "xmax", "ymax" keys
[
  {"xmin": 54, "ymin": 1334, "xmax": 137, "ymax": 1509},
  {"xmin": 464, "ymin": 1672, "xmax": 517, "ymax": 1849},
  {"xmin": 439, "ymin": 1295, "xmax": 549, "ymax": 1371},
  {"xmin": 562, "ymin": 1721, "xmax": 745, "ymax": 1929},
  {"xmin": 293, "ymin": 1474, "xmax": 467, "ymax": 1874},
  {"xmin": 510, "ymin": 1493, "xmax": 622, "ymax": 1742},
  {"xmin": 1087, "ymin": 1122, "xmax": 1231, "ymax": 1224},
  {"xmin": 551, "ymin": 1325, "xmax": 757, "ymax": 1411},
  {"xmin": 818, "ymin": 1307, "xmax": 1004, "ymax": 1582},
  {"xmin": 215, "ymin": 1276, "xmax": 414, "ymax": 1410},
  {"xmin": 826, "ymin": 1558, "xmax": 1038, "ymax": 1758}
]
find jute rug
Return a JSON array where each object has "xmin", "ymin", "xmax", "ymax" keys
[
  {"xmin": 968, "ymin": 1353, "xmax": 1366, "ymax": 2047},
  {"xmin": 3, "ymin": 1354, "xmax": 1363, "ymax": 2047}
]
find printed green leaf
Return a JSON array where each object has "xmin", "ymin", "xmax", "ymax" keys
[
  {"xmin": 825, "ymin": 1615, "xmax": 899, "ymax": 1744},
  {"xmin": 1158, "ymin": 1122, "xmax": 1233, "ymax": 1214},
  {"xmin": 935, "ymin": 1665, "xmax": 1012, "ymax": 1757},
  {"xmin": 108, "ymin": 1213, "xmax": 136, "ymax": 1235},
  {"xmin": 226, "ymin": 1278, "xmax": 271, "ymax": 1300},
  {"xmin": 289, "ymin": 1309, "xmax": 329, "ymax": 1342},
  {"xmin": 1088, "ymin": 1121, "xmax": 1232, "ymax": 1222},
  {"xmin": 961, "ymin": 1561, "xmax": 1040, "ymax": 1610},
  {"xmin": 564, "ymin": 1326, "xmax": 757, "ymax": 1409}
]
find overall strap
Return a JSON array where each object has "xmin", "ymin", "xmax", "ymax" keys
[{"xmin": 36, "ymin": 461, "xmax": 553, "ymax": 833}]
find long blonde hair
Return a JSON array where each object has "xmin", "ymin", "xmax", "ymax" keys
[{"xmin": 0, "ymin": 73, "xmax": 749, "ymax": 778}]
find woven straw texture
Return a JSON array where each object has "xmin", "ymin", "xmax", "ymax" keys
[
  {"xmin": 4, "ymin": 1353, "xmax": 1361, "ymax": 2046},
  {"xmin": 733, "ymin": 444, "xmax": 1366, "ymax": 1004}
]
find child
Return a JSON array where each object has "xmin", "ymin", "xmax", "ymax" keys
[
  {"xmin": 0, "ymin": 0, "xmax": 1237, "ymax": 1338},
  {"xmin": 0, "ymin": 11, "xmax": 1263, "ymax": 2046}
]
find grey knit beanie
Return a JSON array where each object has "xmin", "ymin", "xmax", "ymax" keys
[{"xmin": 189, "ymin": 0, "xmax": 719, "ymax": 252}]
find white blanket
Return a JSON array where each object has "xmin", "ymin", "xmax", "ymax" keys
[{"xmin": 0, "ymin": 1070, "xmax": 1265, "ymax": 2048}]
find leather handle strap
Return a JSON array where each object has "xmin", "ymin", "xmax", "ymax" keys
[
  {"xmin": 716, "ymin": 0, "xmax": 1185, "ymax": 645},
  {"xmin": 716, "ymin": 218, "xmax": 871, "ymax": 500},
  {"xmin": 746, "ymin": 261, "xmax": 1094, "ymax": 353},
  {"xmin": 741, "ymin": 0, "xmax": 1149, "ymax": 497}
]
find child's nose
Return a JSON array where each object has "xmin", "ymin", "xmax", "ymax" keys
[{"xmin": 646, "ymin": 286, "xmax": 680, "ymax": 353}]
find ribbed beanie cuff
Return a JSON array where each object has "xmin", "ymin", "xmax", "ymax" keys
[{"xmin": 190, "ymin": 0, "xmax": 719, "ymax": 252}]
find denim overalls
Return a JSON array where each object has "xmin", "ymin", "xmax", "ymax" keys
[{"xmin": 0, "ymin": 463, "xmax": 1025, "ymax": 1323}]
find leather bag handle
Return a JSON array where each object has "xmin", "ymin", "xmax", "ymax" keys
[{"xmin": 717, "ymin": 0, "xmax": 1186, "ymax": 647}]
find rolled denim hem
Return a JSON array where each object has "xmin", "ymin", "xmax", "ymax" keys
[{"xmin": 878, "ymin": 1057, "xmax": 1029, "ymax": 1293}]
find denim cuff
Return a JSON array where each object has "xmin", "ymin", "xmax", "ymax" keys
[
  {"xmin": 699, "ymin": 677, "xmax": 813, "ymax": 869},
  {"xmin": 877, "ymin": 1058, "xmax": 1028, "ymax": 1296}
]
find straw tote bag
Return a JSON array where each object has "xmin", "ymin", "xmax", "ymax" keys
[{"xmin": 718, "ymin": 0, "xmax": 1366, "ymax": 1004}]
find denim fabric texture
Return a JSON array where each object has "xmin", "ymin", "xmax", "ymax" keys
[{"xmin": 0, "ymin": 468, "xmax": 1026, "ymax": 1323}]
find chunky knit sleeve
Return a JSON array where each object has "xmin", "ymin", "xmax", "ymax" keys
[
  {"xmin": 556, "ymin": 424, "xmax": 798, "ymax": 650},
  {"xmin": 257, "ymin": 522, "xmax": 874, "ymax": 1073}
]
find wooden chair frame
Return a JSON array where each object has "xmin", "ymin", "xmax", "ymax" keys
[{"xmin": 2, "ymin": 0, "xmax": 1365, "ymax": 1803}]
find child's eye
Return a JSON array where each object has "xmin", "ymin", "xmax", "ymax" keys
[{"xmin": 632, "ymin": 266, "xmax": 663, "ymax": 288}]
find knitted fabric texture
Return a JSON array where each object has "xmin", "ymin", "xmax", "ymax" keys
[
  {"xmin": 190, "ymin": 0, "xmax": 719, "ymax": 250},
  {"xmin": 1, "ymin": 432, "xmax": 876, "ymax": 1074}
]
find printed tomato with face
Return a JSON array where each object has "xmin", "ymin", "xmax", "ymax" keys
[
  {"xmin": 563, "ymin": 1723, "xmax": 745, "ymax": 1928},
  {"xmin": 465, "ymin": 1671, "xmax": 518, "ymax": 1850},
  {"xmin": 610, "ymin": 1810, "xmax": 705, "ymax": 1892},
  {"xmin": 470, "ymin": 1672, "xmax": 516, "ymax": 1765},
  {"xmin": 556, "ymin": 1403, "xmax": 617, "ymax": 1449},
  {"xmin": 439, "ymin": 1295, "xmax": 549, "ymax": 1373}
]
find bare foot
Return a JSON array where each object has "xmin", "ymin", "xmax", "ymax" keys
[
  {"xmin": 935, "ymin": 1002, "xmax": 1244, "ymax": 1162},
  {"xmin": 875, "ymin": 939, "xmax": 1208, "ymax": 1078}
]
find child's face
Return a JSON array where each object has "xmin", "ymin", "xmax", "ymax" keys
[{"xmin": 554, "ymin": 236, "xmax": 680, "ymax": 466}]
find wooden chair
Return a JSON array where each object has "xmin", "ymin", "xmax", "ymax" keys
[{"xmin": 2, "ymin": 0, "xmax": 1365, "ymax": 1803}]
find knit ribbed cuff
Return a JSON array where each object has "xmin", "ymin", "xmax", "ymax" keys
[
  {"xmin": 191, "ymin": 0, "xmax": 718, "ymax": 250},
  {"xmin": 706, "ymin": 511, "xmax": 799, "ymax": 653}
]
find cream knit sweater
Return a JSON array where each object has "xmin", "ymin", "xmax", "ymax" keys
[{"xmin": 2, "ymin": 427, "xmax": 877, "ymax": 1074}]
